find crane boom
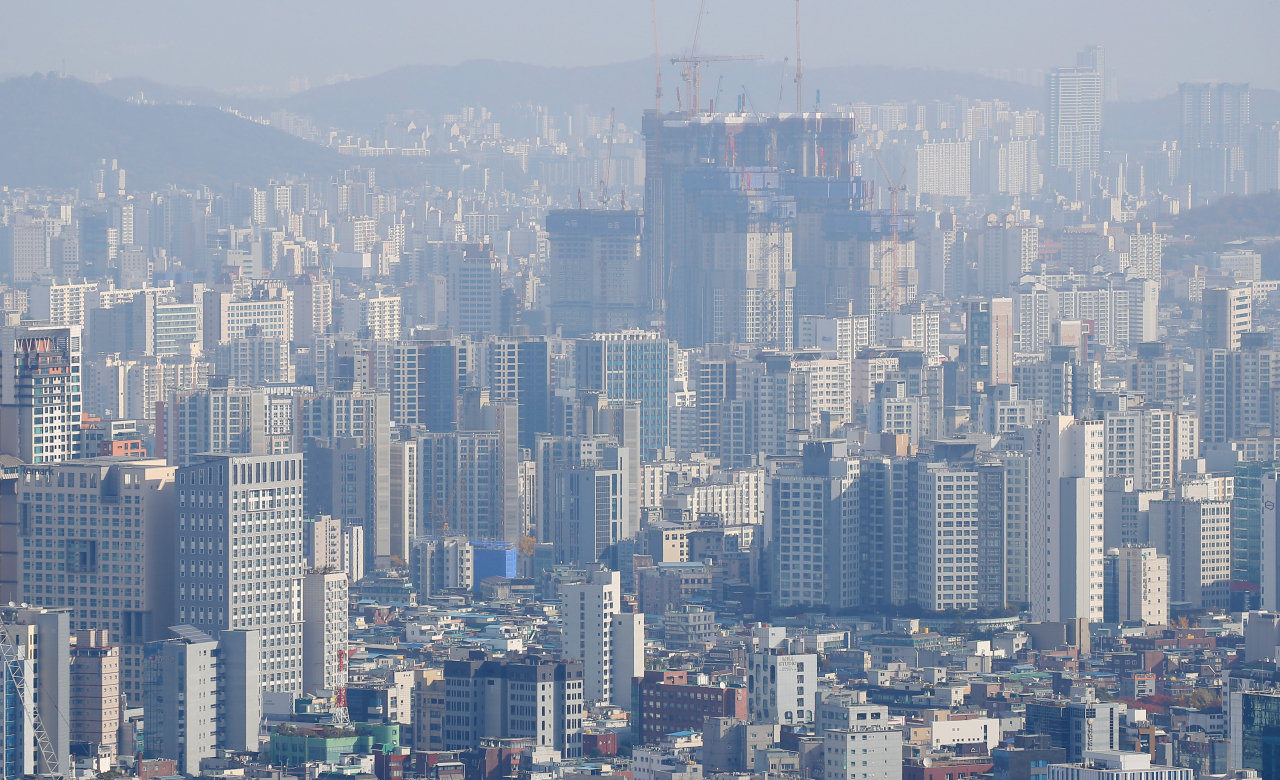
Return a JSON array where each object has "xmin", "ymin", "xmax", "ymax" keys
[
  {"xmin": 794, "ymin": 0, "xmax": 803, "ymax": 114},
  {"xmin": 0, "ymin": 616, "xmax": 62, "ymax": 778},
  {"xmin": 599, "ymin": 108, "xmax": 617, "ymax": 207},
  {"xmin": 846, "ymin": 109, "xmax": 909, "ymax": 315},
  {"xmin": 670, "ymin": 55, "xmax": 765, "ymax": 116}
]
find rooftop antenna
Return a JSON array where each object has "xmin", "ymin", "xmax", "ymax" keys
[{"xmin": 794, "ymin": 0, "xmax": 803, "ymax": 114}]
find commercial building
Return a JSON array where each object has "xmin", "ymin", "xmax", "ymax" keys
[
  {"xmin": 576, "ymin": 330, "xmax": 672, "ymax": 454},
  {"xmin": 0, "ymin": 459, "xmax": 177, "ymax": 704},
  {"xmin": 1047, "ymin": 751, "xmax": 1190, "ymax": 780},
  {"xmin": 747, "ymin": 626, "xmax": 819, "ymax": 725},
  {"xmin": 1150, "ymin": 498, "xmax": 1232, "ymax": 610},
  {"xmin": 1103, "ymin": 546, "xmax": 1169, "ymax": 625},
  {"xmin": 632, "ymin": 670, "xmax": 747, "ymax": 743},
  {"xmin": 0, "ymin": 605, "xmax": 71, "ymax": 777},
  {"xmin": 142, "ymin": 626, "xmax": 218, "ymax": 776},
  {"xmin": 1025, "ymin": 687, "xmax": 1125, "ymax": 763},
  {"xmin": 441, "ymin": 657, "xmax": 584, "ymax": 758},
  {"xmin": 176, "ymin": 453, "xmax": 305, "ymax": 694}
]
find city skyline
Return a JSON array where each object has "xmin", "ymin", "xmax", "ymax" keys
[{"xmin": 0, "ymin": 10, "xmax": 1279, "ymax": 778}]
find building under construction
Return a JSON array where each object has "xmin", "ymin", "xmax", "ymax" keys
[{"xmin": 642, "ymin": 111, "xmax": 916, "ymax": 350}]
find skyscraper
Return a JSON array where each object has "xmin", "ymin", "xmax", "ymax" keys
[
  {"xmin": 176, "ymin": 453, "xmax": 305, "ymax": 694},
  {"xmin": 0, "ymin": 325, "xmax": 83, "ymax": 464},
  {"xmin": 1215, "ymin": 83, "xmax": 1251, "ymax": 146},
  {"xmin": 0, "ymin": 459, "xmax": 178, "ymax": 705},
  {"xmin": 576, "ymin": 330, "xmax": 672, "ymax": 454},
  {"xmin": 561, "ymin": 569, "xmax": 643, "ymax": 707},
  {"xmin": 487, "ymin": 335, "xmax": 550, "ymax": 450},
  {"xmin": 1180, "ymin": 82, "xmax": 1215, "ymax": 149},
  {"xmin": 1028, "ymin": 415, "xmax": 1105, "ymax": 623},
  {"xmin": 1047, "ymin": 48, "xmax": 1103, "ymax": 196},
  {"xmin": 768, "ymin": 441, "xmax": 861, "ymax": 611},
  {"xmin": 671, "ymin": 169, "xmax": 796, "ymax": 350},
  {"xmin": 1202, "ymin": 286, "xmax": 1252, "ymax": 350},
  {"xmin": 546, "ymin": 210, "xmax": 646, "ymax": 336},
  {"xmin": 642, "ymin": 112, "xmax": 860, "ymax": 329},
  {"xmin": 961, "ymin": 298, "xmax": 1014, "ymax": 404}
]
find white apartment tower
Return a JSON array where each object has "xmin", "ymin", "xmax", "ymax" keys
[
  {"xmin": 302, "ymin": 570, "xmax": 348, "ymax": 695},
  {"xmin": 1029, "ymin": 415, "xmax": 1106, "ymax": 622},
  {"xmin": 1047, "ymin": 52, "xmax": 1103, "ymax": 194},
  {"xmin": 1110, "ymin": 546, "xmax": 1169, "ymax": 626},
  {"xmin": 561, "ymin": 569, "xmax": 643, "ymax": 708}
]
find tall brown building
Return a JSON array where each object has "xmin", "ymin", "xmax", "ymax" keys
[{"xmin": 70, "ymin": 629, "xmax": 121, "ymax": 757}]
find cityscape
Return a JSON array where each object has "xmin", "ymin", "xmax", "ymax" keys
[{"xmin": 4, "ymin": 3, "xmax": 1280, "ymax": 780}]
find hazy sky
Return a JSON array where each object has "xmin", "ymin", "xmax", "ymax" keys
[{"xmin": 4, "ymin": 0, "xmax": 1277, "ymax": 99}]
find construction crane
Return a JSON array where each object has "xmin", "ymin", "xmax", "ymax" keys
[
  {"xmin": 794, "ymin": 0, "xmax": 804, "ymax": 114},
  {"xmin": 0, "ymin": 610, "xmax": 62, "ymax": 778},
  {"xmin": 847, "ymin": 110, "xmax": 910, "ymax": 315},
  {"xmin": 671, "ymin": 55, "xmax": 764, "ymax": 117},
  {"xmin": 671, "ymin": 0, "xmax": 763, "ymax": 117},
  {"xmin": 598, "ymin": 108, "xmax": 617, "ymax": 208}
]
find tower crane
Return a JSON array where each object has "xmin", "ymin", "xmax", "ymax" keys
[
  {"xmin": 848, "ymin": 110, "xmax": 910, "ymax": 314},
  {"xmin": 598, "ymin": 108, "xmax": 617, "ymax": 208},
  {"xmin": 0, "ymin": 610, "xmax": 62, "ymax": 778},
  {"xmin": 670, "ymin": 55, "xmax": 764, "ymax": 117},
  {"xmin": 671, "ymin": 0, "xmax": 763, "ymax": 117},
  {"xmin": 794, "ymin": 0, "xmax": 804, "ymax": 114}
]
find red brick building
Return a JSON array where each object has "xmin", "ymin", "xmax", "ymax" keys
[
  {"xmin": 583, "ymin": 731, "xmax": 619, "ymax": 756},
  {"xmin": 633, "ymin": 670, "xmax": 747, "ymax": 742}
]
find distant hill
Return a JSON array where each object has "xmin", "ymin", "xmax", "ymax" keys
[
  {"xmin": 1106, "ymin": 88, "xmax": 1280, "ymax": 150},
  {"xmin": 94, "ymin": 59, "xmax": 1048, "ymax": 136},
  {"xmin": 1166, "ymin": 190, "xmax": 1280, "ymax": 276},
  {"xmin": 0, "ymin": 73, "xmax": 347, "ymax": 191},
  {"xmin": 1174, "ymin": 190, "xmax": 1280, "ymax": 241}
]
